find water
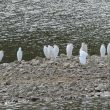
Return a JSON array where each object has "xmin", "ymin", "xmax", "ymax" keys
[
  {"xmin": 0, "ymin": 98, "xmax": 110, "ymax": 110},
  {"xmin": 0, "ymin": 0, "xmax": 110, "ymax": 62}
]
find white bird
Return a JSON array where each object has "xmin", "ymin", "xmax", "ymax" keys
[
  {"xmin": 0, "ymin": 50, "xmax": 4, "ymax": 62},
  {"xmin": 43, "ymin": 45, "xmax": 49, "ymax": 59},
  {"xmin": 17, "ymin": 47, "xmax": 23, "ymax": 62},
  {"xmin": 48, "ymin": 45, "xmax": 54, "ymax": 59},
  {"xmin": 53, "ymin": 45, "xmax": 59, "ymax": 59},
  {"xmin": 79, "ymin": 50, "xmax": 88, "ymax": 65},
  {"xmin": 100, "ymin": 44, "xmax": 106, "ymax": 58},
  {"xmin": 79, "ymin": 50, "xmax": 88, "ymax": 57},
  {"xmin": 66, "ymin": 43, "xmax": 73, "ymax": 59},
  {"xmin": 80, "ymin": 42, "xmax": 88, "ymax": 53},
  {"xmin": 107, "ymin": 43, "xmax": 110, "ymax": 56}
]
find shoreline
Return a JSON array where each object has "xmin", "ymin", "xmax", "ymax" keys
[{"xmin": 0, "ymin": 54, "xmax": 110, "ymax": 105}]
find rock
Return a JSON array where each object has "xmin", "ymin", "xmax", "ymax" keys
[
  {"xmin": 3, "ymin": 72, "xmax": 9, "ymax": 77},
  {"xmin": 19, "ymin": 68, "xmax": 25, "ymax": 72},
  {"xmin": 30, "ymin": 97, "xmax": 40, "ymax": 102},
  {"xmin": 4, "ymin": 80, "xmax": 11, "ymax": 85},
  {"xmin": 70, "ymin": 63, "xmax": 75, "ymax": 68},
  {"xmin": 63, "ymin": 63, "xmax": 70, "ymax": 68},
  {"xmin": 41, "ymin": 107, "xmax": 49, "ymax": 110},
  {"xmin": 2, "ymin": 63, "xmax": 9, "ymax": 67},
  {"xmin": 6, "ymin": 66, "xmax": 12, "ymax": 71},
  {"xmin": 18, "ymin": 64, "xmax": 23, "ymax": 68},
  {"xmin": 95, "ymin": 84, "xmax": 108, "ymax": 92},
  {"xmin": 60, "ymin": 54, "xmax": 66, "ymax": 58},
  {"xmin": 98, "ymin": 63, "xmax": 104, "ymax": 68},
  {"xmin": 43, "ymin": 97, "xmax": 53, "ymax": 102},
  {"xmin": 12, "ymin": 98, "xmax": 18, "ymax": 103},
  {"xmin": 3, "ymin": 95, "xmax": 10, "ymax": 100},
  {"xmin": 69, "ymin": 82, "xmax": 76, "ymax": 87},
  {"xmin": 47, "ymin": 60, "xmax": 54, "ymax": 64},
  {"xmin": 40, "ymin": 64, "xmax": 47, "ymax": 68},
  {"xmin": 94, "ymin": 91, "xmax": 110, "ymax": 98},
  {"xmin": 27, "ymin": 92, "xmax": 33, "ymax": 97},
  {"xmin": 58, "ymin": 85, "xmax": 64, "ymax": 91},
  {"xmin": 23, "ymin": 76, "xmax": 31, "ymax": 80},
  {"xmin": 64, "ymin": 95, "xmax": 73, "ymax": 100},
  {"xmin": 6, "ymin": 108, "xmax": 13, "ymax": 110},
  {"xmin": 32, "ymin": 86, "xmax": 39, "ymax": 91},
  {"xmin": 31, "ymin": 59, "xmax": 40, "ymax": 65},
  {"xmin": 100, "ymin": 91, "xmax": 110, "ymax": 98}
]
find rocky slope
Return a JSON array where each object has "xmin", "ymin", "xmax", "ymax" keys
[{"xmin": 0, "ymin": 54, "xmax": 110, "ymax": 106}]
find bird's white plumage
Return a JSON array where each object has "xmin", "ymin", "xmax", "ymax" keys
[
  {"xmin": 43, "ymin": 45, "xmax": 59, "ymax": 60},
  {"xmin": 80, "ymin": 42, "xmax": 88, "ymax": 53},
  {"xmin": 100, "ymin": 44, "xmax": 106, "ymax": 57},
  {"xmin": 79, "ymin": 50, "xmax": 88, "ymax": 57},
  {"xmin": 79, "ymin": 50, "xmax": 88, "ymax": 65},
  {"xmin": 107, "ymin": 43, "xmax": 110, "ymax": 56},
  {"xmin": 79, "ymin": 56, "xmax": 86, "ymax": 65},
  {"xmin": 17, "ymin": 47, "xmax": 23, "ymax": 61},
  {"xmin": 0, "ymin": 50, "xmax": 4, "ymax": 62},
  {"xmin": 43, "ymin": 45, "xmax": 49, "ymax": 59},
  {"xmin": 48, "ymin": 45, "xmax": 54, "ymax": 59},
  {"xmin": 66, "ymin": 43, "xmax": 73, "ymax": 59},
  {"xmin": 53, "ymin": 45, "xmax": 59, "ymax": 58}
]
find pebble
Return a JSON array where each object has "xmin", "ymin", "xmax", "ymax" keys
[
  {"xmin": 100, "ymin": 91, "xmax": 110, "ymax": 98},
  {"xmin": 95, "ymin": 84, "xmax": 108, "ymax": 92},
  {"xmin": 31, "ymin": 59, "xmax": 40, "ymax": 65},
  {"xmin": 63, "ymin": 63, "xmax": 70, "ymax": 68}
]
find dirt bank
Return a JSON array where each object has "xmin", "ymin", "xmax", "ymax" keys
[{"xmin": 0, "ymin": 54, "xmax": 110, "ymax": 105}]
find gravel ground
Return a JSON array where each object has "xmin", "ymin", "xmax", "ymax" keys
[{"xmin": 0, "ymin": 54, "xmax": 110, "ymax": 106}]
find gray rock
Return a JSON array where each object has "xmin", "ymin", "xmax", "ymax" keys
[
  {"xmin": 4, "ymin": 80, "xmax": 11, "ymax": 85},
  {"xmin": 31, "ymin": 59, "xmax": 40, "ymax": 65},
  {"xmin": 60, "ymin": 54, "xmax": 66, "ymax": 58},
  {"xmin": 2, "ymin": 63, "xmax": 9, "ymax": 67},
  {"xmin": 100, "ymin": 91, "xmax": 110, "ymax": 98},
  {"xmin": 63, "ymin": 62, "xmax": 70, "ymax": 68},
  {"xmin": 40, "ymin": 64, "xmax": 47, "ymax": 68},
  {"xmin": 95, "ymin": 84, "xmax": 108, "ymax": 92},
  {"xmin": 30, "ymin": 97, "xmax": 40, "ymax": 102},
  {"xmin": 41, "ymin": 107, "xmax": 49, "ymax": 110}
]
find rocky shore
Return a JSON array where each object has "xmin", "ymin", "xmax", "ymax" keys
[{"xmin": 0, "ymin": 54, "xmax": 110, "ymax": 107}]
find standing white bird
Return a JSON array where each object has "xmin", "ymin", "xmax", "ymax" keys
[
  {"xmin": 66, "ymin": 43, "xmax": 73, "ymax": 59},
  {"xmin": 53, "ymin": 45, "xmax": 59, "ymax": 59},
  {"xmin": 48, "ymin": 45, "xmax": 54, "ymax": 59},
  {"xmin": 80, "ymin": 42, "xmax": 88, "ymax": 53},
  {"xmin": 107, "ymin": 43, "xmax": 110, "ymax": 56},
  {"xmin": 0, "ymin": 50, "xmax": 4, "ymax": 62},
  {"xmin": 43, "ymin": 45, "xmax": 49, "ymax": 59},
  {"xmin": 79, "ymin": 50, "xmax": 88, "ymax": 65},
  {"xmin": 100, "ymin": 44, "xmax": 106, "ymax": 58},
  {"xmin": 17, "ymin": 47, "xmax": 23, "ymax": 62}
]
